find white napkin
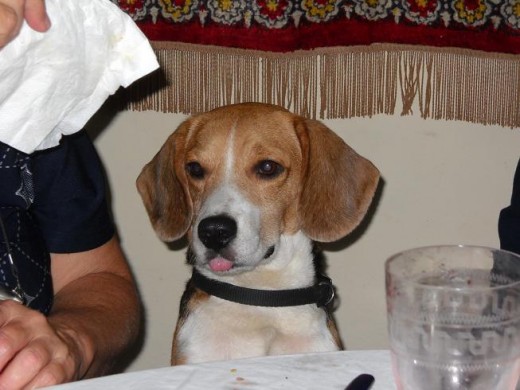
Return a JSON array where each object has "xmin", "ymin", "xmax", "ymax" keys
[{"xmin": 0, "ymin": 0, "xmax": 159, "ymax": 154}]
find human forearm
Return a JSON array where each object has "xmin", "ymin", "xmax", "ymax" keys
[
  {"xmin": 0, "ymin": 265, "xmax": 140, "ymax": 389},
  {"xmin": 48, "ymin": 270, "xmax": 141, "ymax": 379},
  {"xmin": 49, "ymin": 236, "xmax": 142, "ymax": 380},
  {"xmin": 0, "ymin": 261, "xmax": 140, "ymax": 390}
]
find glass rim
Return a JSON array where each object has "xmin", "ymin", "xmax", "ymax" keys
[{"xmin": 385, "ymin": 244, "xmax": 520, "ymax": 291}]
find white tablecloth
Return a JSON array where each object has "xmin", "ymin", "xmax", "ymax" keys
[{"xmin": 49, "ymin": 350, "xmax": 396, "ymax": 389}]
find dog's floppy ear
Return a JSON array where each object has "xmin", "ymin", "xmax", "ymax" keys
[
  {"xmin": 298, "ymin": 119, "xmax": 380, "ymax": 242},
  {"xmin": 136, "ymin": 124, "xmax": 192, "ymax": 242}
]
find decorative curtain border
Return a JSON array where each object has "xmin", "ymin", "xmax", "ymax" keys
[
  {"xmin": 119, "ymin": 42, "xmax": 520, "ymax": 128},
  {"xmin": 112, "ymin": 0, "xmax": 520, "ymax": 127}
]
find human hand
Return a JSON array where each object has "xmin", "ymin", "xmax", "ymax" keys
[
  {"xmin": 0, "ymin": 0, "xmax": 50, "ymax": 48},
  {"xmin": 0, "ymin": 300, "xmax": 82, "ymax": 389}
]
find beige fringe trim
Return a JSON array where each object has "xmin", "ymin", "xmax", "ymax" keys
[{"xmin": 118, "ymin": 42, "xmax": 520, "ymax": 128}]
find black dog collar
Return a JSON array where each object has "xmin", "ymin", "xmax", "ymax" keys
[{"xmin": 191, "ymin": 270, "xmax": 335, "ymax": 308}]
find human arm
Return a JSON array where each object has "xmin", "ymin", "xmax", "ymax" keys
[
  {"xmin": 0, "ymin": 236, "xmax": 141, "ymax": 388},
  {"xmin": 0, "ymin": 0, "xmax": 50, "ymax": 48}
]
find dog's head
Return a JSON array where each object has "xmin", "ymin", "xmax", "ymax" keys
[{"xmin": 137, "ymin": 103, "xmax": 379, "ymax": 274}]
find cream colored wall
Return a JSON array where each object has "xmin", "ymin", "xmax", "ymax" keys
[{"xmin": 88, "ymin": 106, "xmax": 520, "ymax": 372}]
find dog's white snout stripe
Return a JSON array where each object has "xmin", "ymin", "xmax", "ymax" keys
[
  {"xmin": 192, "ymin": 122, "xmax": 270, "ymax": 268},
  {"xmin": 224, "ymin": 122, "xmax": 236, "ymax": 182}
]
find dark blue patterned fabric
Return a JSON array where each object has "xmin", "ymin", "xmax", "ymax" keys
[{"xmin": 0, "ymin": 131, "xmax": 114, "ymax": 314}]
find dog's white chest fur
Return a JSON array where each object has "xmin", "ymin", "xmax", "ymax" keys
[
  {"xmin": 178, "ymin": 297, "xmax": 339, "ymax": 364},
  {"xmin": 177, "ymin": 232, "xmax": 340, "ymax": 364}
]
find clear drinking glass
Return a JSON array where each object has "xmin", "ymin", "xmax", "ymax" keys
[{"xmin": 386, "ymin": 245, "xmax": 520, "ymax": 390}]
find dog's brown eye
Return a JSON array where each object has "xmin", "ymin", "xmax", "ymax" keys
[
  {"xmin": 256, "ymin": 160, "xmax": 283, "ymax": 179},
  {"xmin": 186, "ymin": 162, "xmax": 205, "ymax": 179}
]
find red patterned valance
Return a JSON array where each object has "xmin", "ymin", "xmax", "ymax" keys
[{"xmin": 113, "ymin": 0, "xmax": 520, "ymax": 127}]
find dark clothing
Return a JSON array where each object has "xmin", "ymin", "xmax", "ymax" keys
[
  {"xmin": 0, "ymin": 131, "xmax": 114, "ymax": 314},
  {"xmin": 499, "ymin": 158, "xmax": 520, "ymax": 255}
]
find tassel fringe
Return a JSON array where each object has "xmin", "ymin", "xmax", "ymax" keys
[{"xmin": 118, "ymin": 42, "xmax": 520, "ymax": 128}]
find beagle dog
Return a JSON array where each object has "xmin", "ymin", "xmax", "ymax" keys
[{"xmin": 137, "ymin": 103, "xmax": 379, "ymax": 365}]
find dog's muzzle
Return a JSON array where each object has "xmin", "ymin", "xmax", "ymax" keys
[{"xmin": 198, "ymin": 215, "xmax": 237, "ymax": 251}]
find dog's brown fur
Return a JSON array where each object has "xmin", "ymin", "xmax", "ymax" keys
[{"xmin": 137, "ymin": 103, "xmax": 379, "ymax": 364}]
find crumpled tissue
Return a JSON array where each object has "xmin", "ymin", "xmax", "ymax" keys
[{"xmin": 0, "ymin": 0, "xmax": 159, "ymax": 154}]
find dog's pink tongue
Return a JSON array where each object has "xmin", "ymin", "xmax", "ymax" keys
[{"xmin": 209, "ymin": 257, "xmax": 234, "ymax": 272}]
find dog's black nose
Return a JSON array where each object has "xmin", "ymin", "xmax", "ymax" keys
[{"xmin": 198, "ymin": 215, "xmax": 237, "ymax": 251}]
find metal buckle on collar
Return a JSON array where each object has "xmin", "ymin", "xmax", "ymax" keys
[{"xmin": 316, "ymin": 275, "xmax": 335, "ymax": 308}]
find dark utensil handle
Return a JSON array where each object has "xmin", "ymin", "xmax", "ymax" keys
[{"xmin": 345, "ymin": 374, "xmax": 375, "ymax": 390}]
